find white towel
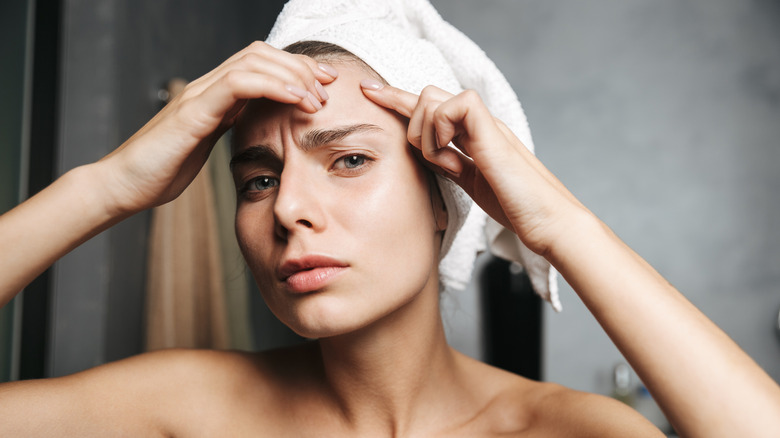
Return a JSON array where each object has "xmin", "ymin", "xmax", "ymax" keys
[{"xmin": 267, "ymin": 0, "xmax": 561, "ymax": 311}]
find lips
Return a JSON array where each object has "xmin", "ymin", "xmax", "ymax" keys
[{"xmin": 277, "ymin": 255, "xmax": 349, "ymax": 293}]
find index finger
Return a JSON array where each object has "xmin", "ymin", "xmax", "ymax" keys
[{"xmin": 360, "ymin": 79, "xmax": 418, "ymax": 118}]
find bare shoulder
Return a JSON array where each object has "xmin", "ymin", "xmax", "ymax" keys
[
  {"xmin": 108, "ymin": 348, "xmax": 279, "ymax": 435},
  {"xmin": 517, "ymin": 380, "xmax": 665, "ymax": 437},
  {"xmin": 142, "ymin": 343, "xmax": 324, "ymax": 435},
  {"xmin": 456, "ymin": 356, "xmax": 663, "ymax": 437},
  {"xmin": 0, "ymin": 348, "xmax": 271, "ymax": 437}
]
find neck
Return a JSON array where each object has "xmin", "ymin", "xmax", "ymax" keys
[{"xmin": 316, "ymin": 281, "xmax": 469, "ymax": 435}]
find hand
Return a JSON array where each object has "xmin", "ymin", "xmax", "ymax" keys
[
  {"xmin": 97, "ymin": 41, "xmax": 338, "ymax": 217},
  {"xmin": 361, "ymin": 82, "xmax": 587, "ymax": 256}
]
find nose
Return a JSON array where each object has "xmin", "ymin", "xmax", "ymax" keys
[{"xmin": 273, "ymin": 164, "xmax": 325, "ymax": 239}]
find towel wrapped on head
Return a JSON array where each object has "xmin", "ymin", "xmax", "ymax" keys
[{"xmin": 267, "ymin": 0, "xmax": 561, "ymax": 311}]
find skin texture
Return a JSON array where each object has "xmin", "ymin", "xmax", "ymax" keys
[
  {"xmin": 0, "ymin": 41, "xmax": 778, "ymax": 437},
  {"xmin": 230, "ymin": 69, "xmax": 445, "ymax": 339}
]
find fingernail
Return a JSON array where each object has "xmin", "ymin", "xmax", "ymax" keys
[
  {"xmin": 285, "ymin": 84, "xmax": 309, "ymax": 99},
  {"xmin": 307, "ymin": 91, "xmax": 323, "ymax": 110},
  {"xmin": 318, "ymin": 63, "xmax": 338, "ymax": 78},
  {"xmin": 314, "ymin": 80, "xmax": 329, "ymax": 101},
  {"xmin": 360, "ymin": 78, "xmax": 384, "ymax": 90}
]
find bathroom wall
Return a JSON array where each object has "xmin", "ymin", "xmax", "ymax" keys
[
  {"xmin": 432, "ymin": 0, "xmax": 780, "ymax": 395},
  {"xmin": 48, "ymin": 0, "xmax": 286, "ymax": 377},
  {"xmin": 0, "ymin": 0, "xmax": 32, "ymax": 381}
]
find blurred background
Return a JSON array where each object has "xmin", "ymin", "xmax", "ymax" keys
[{"xmin": 1, "ymin": 0, "xmax": 778, "ymax": 432}]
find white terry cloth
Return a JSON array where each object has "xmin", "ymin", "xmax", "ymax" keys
[{"xmin": 267, "ymin": 0, "xmax": 561, "ymax": 311}]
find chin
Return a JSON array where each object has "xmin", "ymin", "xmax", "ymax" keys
[
  {"xmin": 257, "ymin": 266, "xmax": 438, "ymax": 340},
  {"xmin": 287, "ymin": 324, "xmax": 349, "ymax": 340},
  {"xmin": 275, "ymin": 294, "xmax": 377, "ymax": 339},
  {"xmin": 284, "ymin": 316, "xmax": 371, "ymax": 340}
]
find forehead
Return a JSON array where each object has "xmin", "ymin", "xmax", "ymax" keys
[{"xmin": 233, "ymin": 64, "xmax": 402, "ymax": 151}]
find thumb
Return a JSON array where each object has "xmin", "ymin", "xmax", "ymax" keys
[{"xmin": 360, "ymin": 79, "xmax": 418, "ymax": 119}]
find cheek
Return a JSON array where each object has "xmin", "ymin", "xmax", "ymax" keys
[
  {"xmin": 342, "ymin": 156, "xmax": 438, "ymax": 265},
  {"xmin": 235, "ymin": 202, "xmax": 276, "ymax": 277}
]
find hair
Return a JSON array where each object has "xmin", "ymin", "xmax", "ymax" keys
[{"xmin": 283, "ymin": 41, "xmax": 388, "ymax": 85}]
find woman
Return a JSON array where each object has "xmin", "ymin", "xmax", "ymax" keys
[{"xmin": 2, "ymin": 3, "xmax": 780, "ymax": 437}]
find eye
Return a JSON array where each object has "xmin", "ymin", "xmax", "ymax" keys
[
  {"xmin": 329, "ymin": 152, "xmax": 375, "ymax": 177},
  {"xmin": 252, "ymin": 176, "xmax": 279, "ymax": 190},
  {"xmin": 241, "ymin": 175, "xmax": 279, "ymax": 195},
  {"xmin": 343, "ymin": 155, "xmax": 366, "ymax": 169},
  {"xmin": 332, "ymin": 154, "xmax": 372, "ymax": 173}
]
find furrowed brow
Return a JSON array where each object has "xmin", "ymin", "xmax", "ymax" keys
[
  {"xmin": 229, "ymin": 124, "xmax": 383, "ymax": 170},
  {"xmin": 299, "ymin": 124, "xmax": 383, "ymax": 152},
  {"xmin": 229, "ymin": 145, "xmax": 282, "ymax": 171}
]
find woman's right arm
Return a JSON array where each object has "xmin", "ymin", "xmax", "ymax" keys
[
  {"xmin": 0, "ymin": 164, "xmax": 117, "ymax": 307},
  {"xmin": 0, "ymin": 41, "xmax": 336, "ymax": 308}
]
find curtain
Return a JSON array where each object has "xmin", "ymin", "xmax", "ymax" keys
[
  {"xmin": 144, "ymin": 78, "xmax": 254, "ymax": 351},
  {"xmin": 144, "ymin": 156, "xmax": 230, "ymax": 350}
]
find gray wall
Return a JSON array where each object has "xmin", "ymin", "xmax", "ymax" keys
[
  {"xmin": 50, "ymin": 0, "xmax": 285, "ymax": 377},
  {"xmin": 432, "ymin": 0, "xmax": 780, "ymax": 395},
  {"xmin": 0, "ymin": 0, "xmax": 33, "ymax": 381}
]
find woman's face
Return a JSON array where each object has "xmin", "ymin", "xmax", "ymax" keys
[{"xmin": 231, "ymin": 64, "xmax": 446, "ymax": 338}]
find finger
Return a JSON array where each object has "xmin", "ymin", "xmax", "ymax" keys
[
  {"xmin": 419, "ymin": 85, "xmax": 456, "ymax": 103},
  {"xmin": 406, "ymin": 97, "xmax": 426, "ymax": 149},
  {"xmin": 405, "ymin": 84, "xmax": 455, "ymax": 147},
  {"xmin": 433, "ymin": 145, "xmax": 469, "ymax": 179},
  {"xmin": 412, "ymin": 144, "xmax": 470, "ymax": 184},
  {"xmin": 315, "ymin": 62, "xmax": 339, "ymax": 81},
  {"xmin": 411, "ymin": 103, "xmax": 465, "ymax": 178},
  {"xmin": 181, "ymin": 42, "xmax": 272, "ymax": 94},
  {"xmin": 229, "ymin": 51, "xmax": 328, "ymax": 103},
  {"xmin": 267, "ymin": 49, "xmax": 338, "ymax": 86},
  {"xmin": 213, "ymin": 70, "xmax": 322, "ymax": 114},
  {"xmin": 360, "ymin": 80, "xmax": 420, "ymax": 118},
  {"xmin": 415, "ymin": 86, "xmax": 465, "ymax": 160},
  {"xmin": 432, "ymin": 90, "xmax": 497, "ymax": 155},
  {"xmin": 421, "ymin": 102, "xmax": 441, "ymax": 158},
  {"xmin": 186, "ymin": 43, "xmax": 334, "ymax": 104},
  {"xmin": 417, "ymin": 85, "xmax": 455, "ymax": 150},
  {"xmin": 409, "ymin": 145, "xmax": 464, "ymax": 181},
  {"xmin": 437, "ymin": 91, "xmax": 585, "ymax": 213},
  {"xmin": 196, "ymin": 41, "xmax": 336, "ymax": 89},
  {"xmin": 436, "ymin": 150, "xmax": 514, "ymax": 230},
  {"xmin": 290, "ymin": 54, "xmax": 339, "ymax": 84},
  {"xmin": 175, "ymin": 71, "xmax": 318, "ymax": 138},
  {"xmin": 268, "ymin": 53, "xmax": 336, "ymax": 101}
]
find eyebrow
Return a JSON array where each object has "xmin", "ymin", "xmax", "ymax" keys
[
  {"xmin": 230, "ymin": 123, "xmax": 383, "ymax": 170},
  {"xmin": 229, "ymin": 144, "xmax": 280, "ymax": 172},
  {"xmin": 299, "ymin": 123, "xmax": 382, "ymax": 152}
]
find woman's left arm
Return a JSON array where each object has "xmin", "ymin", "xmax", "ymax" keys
[{"xmin": 361, "ymin": 81, "xmax": 780, "ymax": 438}]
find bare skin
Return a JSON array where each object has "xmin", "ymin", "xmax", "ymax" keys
[
  {"xmin": 0, "ymin": 41, "xmax": 778, "ymax": 437},
  {"xmin": 0, "ymin": 344, "xmax": 658, "ymax": 437}
]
